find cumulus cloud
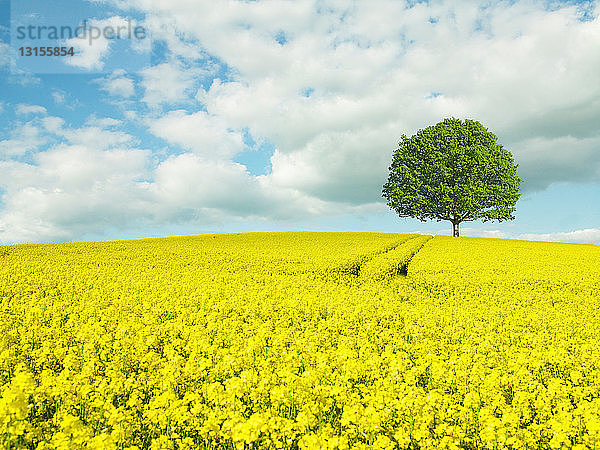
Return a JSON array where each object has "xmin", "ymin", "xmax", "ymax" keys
[
  {"xmin": 268, "ymin": 124, "xmax": 398, "ymax": 204},
  {"xmin": 151, "ymin": 153, "xmax": 269, "ymax": 220},
  {"xmin": 0, "ymin": 122, "xmax": 47, "ymax": 157},
  {"xmin": 40, "ymin": 116, "xmax": 65, "ymax": 134},
  {"xmin": 148, "ymin": 110, "xmax": 245, "ymax": 159},
  {"xmin": 512, "ymin": 135, "xmax": 600, "ymax": 191},
  {"xmin": 0, "ymin": 140, "xmax": 345, "ymax": 243},
  {"xmin": 140, "ymin": 62, "xmax": 199, "ymax": 107},
  {"xmin": 60, "ymin": 126, "xmax": 133, "ymax": 149},
  {"xmin": 0, "ymin": 144, "xmax": 153, "ymax": 244},
  {"xmin": 0, "ymin": 116, "xmax": 352, "ymax": 243},
  {"xmin": 95, "ymin": 69, "xmax": 136, "ymax": 97}
]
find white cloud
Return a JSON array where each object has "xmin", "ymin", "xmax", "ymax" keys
[
  {"xmin": 512, "ymin": 135, "xmax": 600, "ymax": 190},
  {"xmin": 41, "ymin": 116, "xmax": 65, "ymax": 134},
  {"xmin": 149, "ymin": 152, "xmax": 361, "ymax": 222},
  {"xmin": 148, "ymin": 110, "xmax": 244, "ymax": 159},
  {"xmin": 0, "ymin": 144, "xmax": 149, "ymax": 243},
  {"xmin": 517, "ymin": 228, "xmax": 600, "ymax": 245},
  {"xmin": 95, "ymin": 69, "xmax": 136, "ymax": 97},
  {"xmin": 0, "ymin": 141, "xmax": 343, "ymax": 243},
  {"xmin": 65, "ymin": 16, "xmax": 142, "ymax": 71},
  {"xmin": 0, "ymin": 144, "xmax": 153, "ymax": 244},
  {"xmin": 15, "ymin": 104, "xmax": 47, "ymax": 116},
  {"xmin": 458, "ymin": 227, "xmax": 600, "ymax": 245},
  {"xmin": 140, "ymin": 62, "xmax": 199, "ymax": 107},
  {"xmin": 0, "ymin": 117, "xmax": 130, "ymax": 160},
  {"xmin": 85, "ymin": 116, "xmax": 123, "ymax": 128},
  {"xmin": 151, "ymin": 153, "xmax": 265, "ymax": 220},
  {"xmin": 0, "ymin": 116, "xmax": 347, "ymax": 243},
  {"xmin": 268, "ymin": 123, "xmax": 398, "ymax": 204},
  {"xmin": 0, "ymin": 122, "xmax": 46, "ymax": 157},
  {"xmin": 51, "ymin": 91, "xmax": 66, "ymax": 105},
  {"xmin": 60, "ymin": 126, "xmax": 133, "ymax": 149}
]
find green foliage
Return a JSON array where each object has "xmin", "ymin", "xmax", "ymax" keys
[{"xmin": 382, "ymin": 118, "xmax": 521, "ymax": 230}]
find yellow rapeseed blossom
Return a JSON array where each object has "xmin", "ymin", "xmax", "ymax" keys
[{"xmin": 0, "ymin": 232, "xmax": 599, "ymax": 448}]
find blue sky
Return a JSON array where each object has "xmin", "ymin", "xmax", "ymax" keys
[{"xmin": 0, "ymin": 0, "xmax": 599, "ymax": 244}]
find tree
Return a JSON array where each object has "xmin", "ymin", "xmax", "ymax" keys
[{"xmin": 382, "ymin": 118, "xmax": 521, "ymax": 237}]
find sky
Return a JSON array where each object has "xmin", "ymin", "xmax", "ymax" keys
[{"xmin": 0, "ymin": 0, "xmax": 599, "ymax": 245}]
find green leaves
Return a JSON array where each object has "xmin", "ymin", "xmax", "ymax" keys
[{"xmin": 382, "ymin": 118, "xmax": 522, "ymax": 231}]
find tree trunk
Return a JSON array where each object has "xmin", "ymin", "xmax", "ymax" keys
[{"xmin": 452, "ymin": 221, "xmax": 460, "ymax": 237}]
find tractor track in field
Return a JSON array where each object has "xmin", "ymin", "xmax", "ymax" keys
[
  {"xmin": 323, "ymin": 234, "xmax": 433, "ymax": 282},
  {"xmin": 396, "ymin": 235, "xmax": 432, "ymax": 276},
  {"xmin": 356, "ymin": 234, "xmax": 433, "ymax": 279}
]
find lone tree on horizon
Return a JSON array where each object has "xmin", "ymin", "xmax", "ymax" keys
[{"xmin": 382, "ymin": 118, "xmax": 521, "ymax": 237}]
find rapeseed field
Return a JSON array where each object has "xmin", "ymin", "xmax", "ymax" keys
[{"xmin": 1, "ymin": 232, "xmax": 599, "ymax": 449}]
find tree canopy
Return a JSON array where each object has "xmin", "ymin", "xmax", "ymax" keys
[{"xmin": 382, "ymin": 118, "xmax": 521, "ymax": 237}]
